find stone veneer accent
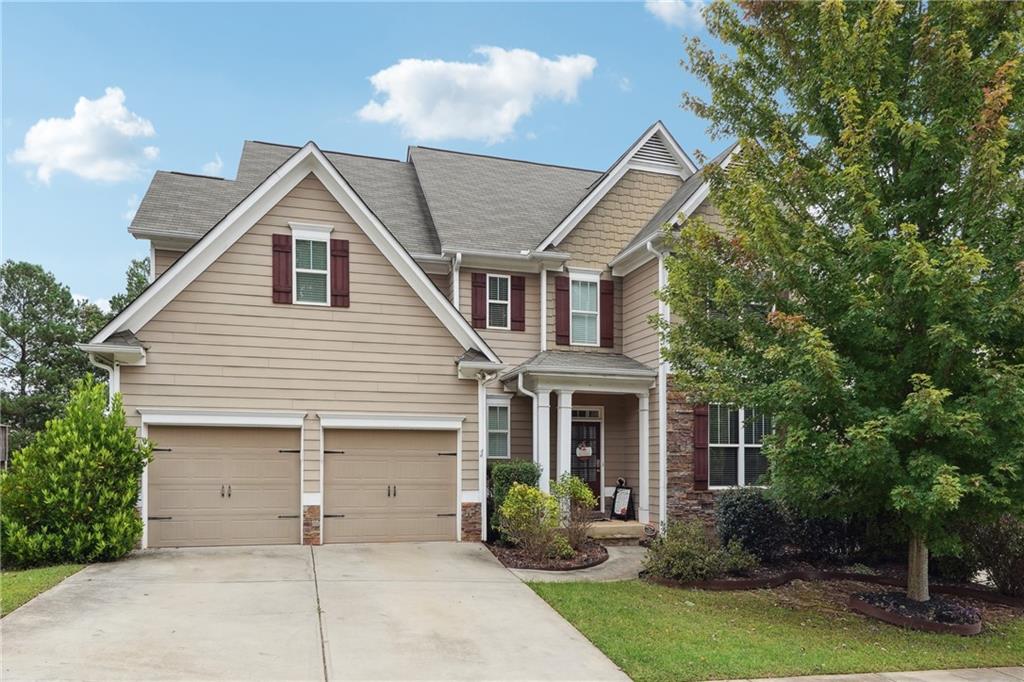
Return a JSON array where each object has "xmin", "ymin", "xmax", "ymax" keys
[
  {"xmin": 461, "ymin": 502, "xmax": 482, "ymax": 541},
  {"xmin": 665, "ymin": 384, "xmax": 718, "ymax": 526},
  {"xmin": 302, "ymin": 505, "xmax": 321, "ymax": 545}
]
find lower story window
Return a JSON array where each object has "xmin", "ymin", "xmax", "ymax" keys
[
  {"xmin": 487, "ymin": 404, "xmax": 510, "ymax": 458},
  {"xmin": 709, "ymin": 405, "xmax": 772, "ymax": 487}
]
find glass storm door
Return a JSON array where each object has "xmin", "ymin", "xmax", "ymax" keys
[{"xmin": 570, "ymin": 421, "xmax": 601, "ymax": 499}]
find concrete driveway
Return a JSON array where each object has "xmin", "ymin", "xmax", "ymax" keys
[{"xmin": 2, "ymin": 543, "xmax": 628, "ymax": 681}]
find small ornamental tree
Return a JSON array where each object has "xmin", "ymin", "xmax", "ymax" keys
[
  {"xmin": 664, "ymin": 0, "xmax": 1024, "ymax": 601},
  {"xmin": 0, "ymin": 375, "xmax": 152, "ymax": 567}
]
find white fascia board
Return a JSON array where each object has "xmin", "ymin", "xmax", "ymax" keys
[
  {"xmin": 457, "ymin": 361, "xmax": 508, "ymax": 379},
  {"xmin": 75, "ymin": 343, "xmax": 147, "ymax": 365},
  {"xmin": 92, "ymin": 142, "xmax": 500, "ymax": 364},
  {"xmin": 452, "ymin": 249, "xmax": 570, "ymax": 274},
  {"xmin": 138, "ymin": 408, "xmax": 306, "ymax": 428},
  {"xmin": 318, "ymin": 413, "xmax": 465, "ymax": 430},
  {"xmin": 538, "ymin": 122, "xmax": 695, "ymax": 251}
]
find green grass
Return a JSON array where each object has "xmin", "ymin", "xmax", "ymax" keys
[
  {"xmin": 530, "ymin": 581, "xmax": 1024, "ymax": 682},
  {"xmin": 1, "ymin": 564, "xmax": 84, "ymax": 616}
]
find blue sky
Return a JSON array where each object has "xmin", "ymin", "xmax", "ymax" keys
[{"xmin": 3, "ymin": 1, "xmax": 720, "ymax": 307}]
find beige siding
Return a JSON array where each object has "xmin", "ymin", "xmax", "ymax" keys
[
  {"xmin": 459, "ymin": 269, "xmax": 540, "ymax": 365},
  {"xmin": 622, "ymin": 257, "xmax": 661, "ymax": 368},
  {"xmin": 544, "ymin": 273, "xmax": 623, "ymax": 354},
  {"xmin": 428, "ymin": 271, "xmax": 450, "ymax": 300},
  {"xmin": 510, "ymin": 394, "xmax": 533, "ymax": 460},
  {"xmin": 154, "ymin": 249, "xmax": 184, "ymax": 278},
  {"xmin": 122, "ymin": 174, "xmax": 479, "ymax": 495}
]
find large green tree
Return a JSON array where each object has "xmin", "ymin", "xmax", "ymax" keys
[
  {"xmin": 0, "ymin": 262, "xmax": 105, "ymax": 451},
  {"xmin": 664, "ymin": 0, "xmax": 1023, "ymax": 601},
  {"xmin": 108, "ymin": 257, "xmax": 150, "ymax": 315}
]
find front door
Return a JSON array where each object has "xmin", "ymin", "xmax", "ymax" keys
[{"xmin": 570, "ymin": 421, "xmax": 601, "ymax": 501}]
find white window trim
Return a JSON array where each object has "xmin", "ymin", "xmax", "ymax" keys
[
  {"xmin": 708, "ymin": 405, "xmax": 769, "ymax": 489},
  {"xmin": 486, "ymin": 274, "xmax": 511, "ymax": 330},
  {"xmin": 486, "ymin": 396, "xmax": 511, "ymax": 459},
  {"xmin": 290, "ymin": 222, "xmax": 333, "ymax": 307},
  {"xmin": 569, "ymin": 272, "xmax": 601, "ymax": 347}
]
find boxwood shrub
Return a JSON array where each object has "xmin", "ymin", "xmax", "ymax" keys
[
  {"xmin": 715, "ymin": 487, "xmax": 788, "ymax": 563},
  {"xmin": 488, "ymin": 460, "xmax": 541, "ymax": 540}
]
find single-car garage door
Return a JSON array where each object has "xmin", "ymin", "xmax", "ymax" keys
[
  {"xmin": 323, "ymin": 429, "xmax": 457, "ymax": 543},
  {"xmin": 147, "ymin": 426, "xmax": 301, "ymax": 548}
]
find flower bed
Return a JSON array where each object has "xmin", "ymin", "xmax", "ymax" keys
[
  {"xmin": 848, "ymin": 592, "xmax": 982, "ymax": 636},
  {"xmin": 488, "ymin": 541, "xmax": 608, "ymax": 571}
]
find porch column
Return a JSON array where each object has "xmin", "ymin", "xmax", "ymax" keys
[
  {"xmin": 556, "ymin": 389, "xmax": 573, "ymax": 482},
  {"xmin": 638, "ymin": 391, "xmax": 650, "ymax": 523},
  {"xmin": 535, "ymin": 390, "xmax": 551, "ymax": 494}
]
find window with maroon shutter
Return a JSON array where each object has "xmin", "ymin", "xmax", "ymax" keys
[
  {"xmin": 511, "ymin": 275, "xmax": 526, "ymax": 331},
  {"xmin": 471, "ymin": 273, "xmax": 486, "ymax": 328},
  {"xmin": 272, "ymin": 234, "xmax": 292, "ymax": 303},
  {"xmin": 693, "ymin": 404, "xmax": 709, "ymax": 491},
  {"xmin": 555, "ymin": 276, "xmax": 570, "ymax": 345},
  {"xmin": 600, "ymin": 279, "xmax": 614, "ymax": 347},
  {"xmin": 330, "ymin": 239, "xmax": 349, "ymax": 308}
]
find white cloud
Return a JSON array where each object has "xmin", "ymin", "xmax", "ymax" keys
[
  {"xmin": 122, "ymin": 193, "xmax": 140, "ymax": 222},
  {"xmin": 10, "ymin": 87, "xmax": 158, "ymax": 184},
  {"xmin": 201, "ymin": 153, "xmax": 223, "ymax": 176},
  {"xmin": 644, "ymin": 0, "xmax": 705, "ymax": 29},
  {"xmin": 357, "ymin": 47, "xmax": 597, "ymax": 144},
  {"xmin": 618, "ymin": 77, "xmax": 633, "ymax": 93},
  {"xmin": 73, "ymin": 294, "xmax": 111, "ymax": 313}
]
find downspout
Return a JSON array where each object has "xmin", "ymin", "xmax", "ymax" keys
[
  {"xmin": 450, "ymin": 252, "xmax": 462, "ymax": 306},
  {"xmin": 539, "ymin": 267, "xmax": 548, "ymax": 351},
  {"xmin": 649, "ymin": 241, "xmax": 669, "ymax": 527},
  {"xmin": 87, "ymin": 353, "xmax": 119, "ymax": 410},
  {"xmin": 477, "ymin": 370, "xmax": 497, "ymax": 541},
  {"xmin": 517, "ymin": 373, "xmax": 538, "ymax": 472}
]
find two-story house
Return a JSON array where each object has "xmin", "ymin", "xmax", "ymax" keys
[{"xmin": 82, "ymin": 121, "xmax": 758, "ymax": 548}]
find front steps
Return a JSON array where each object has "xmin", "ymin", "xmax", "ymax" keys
[{"xmin": 587, "ymin": 520, "xmax": 648, "ymax": 546}]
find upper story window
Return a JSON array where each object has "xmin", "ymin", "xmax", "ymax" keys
[
  {"xmin": 570, "ymin": 276, "xmax": 599, "ymax": 346},
  {"xmin": 709, "ymin": 405, "xmax": 772, "ymax": 487},
  {"xmin": 487, "ymin": 274, "xmax": 510, "ymax": 329},
  {"xmin": 487, "ymin": 399, "xmax": 510, "ymax": 459},
  {"xmin": 291, "ymin": 223, "xmax": 333, "ymax": 306}
]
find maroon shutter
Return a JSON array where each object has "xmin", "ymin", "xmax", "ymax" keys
[
  {"xmin": 600, "ymin": 279, "xmax": 614, "ymax": 348},
  {"xmin": 693, "ymin": 404, "xmax": 709, "ymax": 491},
  {"xmin": 330, "ymin": 239, "xmax": 350, "ymax": 308},
  {"xmin": 555, "ymin": 276, "xmax": 570, "ymax": 345},
  {"xmin": 272, "ymin": 234, "xmax": 292, "ymax": 303},
  {"xmin": 471, "ymin": 273, "xmax": 486, "ymax": 328},
  {"xmin": 511, "ymin": 275, "xmax": 526, "ymax": 331}
]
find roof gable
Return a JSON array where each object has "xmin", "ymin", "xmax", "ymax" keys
[{"xmin": 93, "ymin": 143, "xmax": 499, "ymax": 363}]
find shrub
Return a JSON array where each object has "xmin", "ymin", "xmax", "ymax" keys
[
  {"xmin": 489, "ymin": 460, "xmax": 542, "ymax": 538},
  {"xmin": 787, "ymin": 511, "xmax": 864, "ymax": 565},
  {"xmin": 966, "ymin": 515, "xmax": 1024, "ymax": 597},
  {"xmin": 547, "ymin": 533, "xmax": 575, "ymax": 560},
  {"xmin": 0, "ymin": 376, "xmax": 152, "ymax": 567},
  {"xmin": 551, "ymin": 473, "xmax": 597, "ymax": 550},
  {"xmin": 715, "ymin": 487, "xmax": 788, "ymax": 563},
  {"xmin": 930, "ymin": 550, "xmax": 980, "ymax": 584},
  {"xmin": 497, "ymin": 483, "xmax": 560, "ymax": 560},
  {"xmin": 644, "ymin": 520, "xmax": 758, "ymax": 582}
]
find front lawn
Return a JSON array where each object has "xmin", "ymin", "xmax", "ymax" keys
[
  {"xmin": 530, "ymin": 580, "xmax": 1024, "ymax": 682},
  {"xmin": 1, "ymin": 564, "xmax": 84, "ymax": 616}
]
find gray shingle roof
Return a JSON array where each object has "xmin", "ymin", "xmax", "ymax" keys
[
  {"xmin": 407, "ymin": 147, "xmax": 601, "ymax": 253},
  {"xmin": 501, "ymin": 350, "xmax": 657, "ymax": 381},
  {"xmin": 129, "ymin": 171, "xmax": 251, "ymax": 242},
  {"xmin": 617, "ymin": 142, "xmax": 739, "ymax": 258}
]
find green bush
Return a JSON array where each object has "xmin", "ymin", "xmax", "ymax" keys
[
  {"xmin": 489, "ymin": 460, "xmax": 542, "ymax": 539},
  {"xmin": 551, "ymin": 473, "xmax": 597, "ymax": 550},
  {"xmin": 786, "ymin": 511, "xmax": 864, "ymax": 565},
  {"xmin": 497, "ymin": 483, "xmax": 560, "ymax": 560},
  {"xmin": 644, "ymin": 520, "xmax": 759, "ymax": 582},
  {"xmin": 966, "ymin": 515, "xmax": 1024, "ymax": 597},
  {"xmin": 0, "ymin": 375, "xmax": 152, "ymax": 567},
  {"xmin": 547, "ymin": 533, "xmax": 575, "ymax": 560},
  {"xmin": 715, "ymin": 487, "xmax": 788, "ymax": 563}
]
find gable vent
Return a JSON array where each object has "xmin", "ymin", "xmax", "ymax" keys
[{"xmin": 633, "ymin": 133, "xmax": 678, "ymax": 168}]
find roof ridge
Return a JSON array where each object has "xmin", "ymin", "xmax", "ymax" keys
[
  {"xmin": 408, "ymin": 145, "xmax": 601, "ymax": 174},
  {"xmin": 168, "ymin": 171, "xmax": 230, "ymax": 181},
  {"xmin": 245, "ymin": 139, "xmax": 406, "ymax": 165}
]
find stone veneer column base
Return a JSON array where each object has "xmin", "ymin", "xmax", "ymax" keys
[
  {"xmin": 461, "ymin": 502, "xmax": 482, "ymax": 541},
  {"xmin": 302, "ymin": 505, "xmax": 321, "ymax": 545},
  {"xmin": 665, "ymin": 384, "xmax": 718, "ymax": 527}
]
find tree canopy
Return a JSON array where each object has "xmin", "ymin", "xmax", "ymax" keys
[{"xmin": 663, "ymin": 0, "xmax": 1023, "ymax": 600}]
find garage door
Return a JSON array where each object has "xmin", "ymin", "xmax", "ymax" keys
[
  {"xmin": 323, "ymin": 429, "xmax": 457, "ymax": 543},
  {"xmin": 147, "ymin": 426, "xmax": 301, "ymax": 548}
]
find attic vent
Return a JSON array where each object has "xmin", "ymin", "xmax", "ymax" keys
[{"xmin": 633, "ymin": 133, "xmax": 678, "ymax": 168}]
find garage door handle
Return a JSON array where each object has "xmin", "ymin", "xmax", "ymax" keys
[
  {"xmin": 228, "ymin": 485, "xmax": 231, "ymax": 498},
  {"xmin": 394, "ymin": 485, "xmax": 397, "ymax": 497},
  {"xmin": 437, "ymin": 513, "xmax": 456, "ymax": 517},
  {"xmin": 387, "ymin": 485, "xmax": 391, "ymax": 497},
  {"xmin": 221, "ymin": 485, "xmax": 225, "ymax": 498},
  {"xmin": 148, "ymin": 516, "xmax": 172, "ymax": 521},
  {"xmin": 324, "ymin": 514, "xmax": 345, "ymax": 518},
  {"xmin": 278, "ymin": 514, "xmax": 299, "ymax": 519}
]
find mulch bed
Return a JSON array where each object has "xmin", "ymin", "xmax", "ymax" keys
[
  {"xmin": 848, "ymin": 591, "xmax": 982, "ymax": 635},
  {"xmin": 487, "ymin": 541, "xmax": 608, "ymax": 571}
]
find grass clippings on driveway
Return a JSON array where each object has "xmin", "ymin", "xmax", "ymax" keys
[
  {"xmin": 2, "ymin": 564, "xmax": 83, "ymax": 616},
  {"xmin": 529, "ymin": 580, "xmax": 1024, "ymax": 682}
]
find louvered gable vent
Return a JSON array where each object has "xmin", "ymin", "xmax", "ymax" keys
[{"xmin": 633, "ymin": 132, "xmax": 678, "ymax": 169}]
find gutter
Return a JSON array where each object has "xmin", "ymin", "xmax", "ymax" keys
[
  {"xmin": 517, "ymin": 374, "xmax": 538, "ymax": 471},
  {"xmin": 85, "ymin": 353, "xmax": 119, "ymax": 410},
  {"xmin": 450, "ymin": 252, "xmax": 462, "ymax": 305}
]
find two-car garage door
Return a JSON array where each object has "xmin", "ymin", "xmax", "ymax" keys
[{"xmin": 146, "ymin": 425, "xmax": 458, "ymax": 548}]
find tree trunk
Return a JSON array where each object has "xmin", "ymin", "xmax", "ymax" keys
[{"xmin": 907, "ymin": 533, "xmax": 930, "ymax": 602}]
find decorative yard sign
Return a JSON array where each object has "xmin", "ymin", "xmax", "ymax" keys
[
  {"xmin": 612, "ymin": 481, "xmax": 632, "ymax": 520},
  {"xmin": 575, "ymin": 441, "xmax": 592, "ymax": 460}
]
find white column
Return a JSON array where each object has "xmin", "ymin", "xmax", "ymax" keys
[
  {"xmin": 535, "ymin": 390, "xmax": 552, "ymax": 494},
  {"xmin": 556, "ymin": 389, "xmax": 573, "ymax": 482},
  {"xmin": 638, "ymin": 391, "xmax": 650, "ymax": 523}
]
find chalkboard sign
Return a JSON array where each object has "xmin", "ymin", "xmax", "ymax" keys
[{"xmin": 611, "ymin": 486, "xmax": 632, "ymax": 520}]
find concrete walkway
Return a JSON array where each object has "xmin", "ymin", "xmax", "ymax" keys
[
  {"xmin": 510, "ymin": 545, "xmax": 647, "ymax": 582},
  {"xmin": 2, "ymin": 543, "xmax": 628, "ymax": 681},
  {"xmin": 717, "ymin": 668, "xmax": 1024, "ymax": 681}
]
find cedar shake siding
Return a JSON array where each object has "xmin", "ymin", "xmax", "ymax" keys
[{"xmin": 120, "ymin": 174, "xmax": 480, "ymax": 496}]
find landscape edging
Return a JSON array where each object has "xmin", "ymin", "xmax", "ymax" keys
[{"xmin": 847, "ymin": 595, "xmax": 983, "ymax": 636}]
